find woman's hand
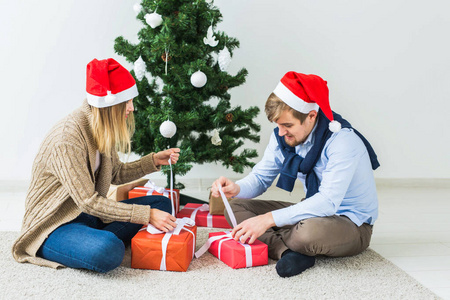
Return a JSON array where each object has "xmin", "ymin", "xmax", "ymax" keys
[
  {"xmin": 153, "ymin": 148, "xmax": 180, "ymax": 167},
  {"xmin": 149, "ymin": 208, "xmax": 177, "ymax": 232}
]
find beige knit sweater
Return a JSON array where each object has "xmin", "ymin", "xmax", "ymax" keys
[{"xmin": 12, "ymin": 100, "xmax": 160, "ymax": 268}]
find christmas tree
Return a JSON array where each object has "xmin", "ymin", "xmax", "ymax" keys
[{"xmin": 114, "ymin": 0, "xmax": 260, "ymax": 189}]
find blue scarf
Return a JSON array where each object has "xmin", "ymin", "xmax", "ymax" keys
[{"xmin": 275, "ymin": 110, "xmax": 380, "ymax": 198}]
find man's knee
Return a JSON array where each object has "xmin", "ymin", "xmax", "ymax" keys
[{"xmin": 285, "ymin": 217, "xmax": 368, "ymax": 257}]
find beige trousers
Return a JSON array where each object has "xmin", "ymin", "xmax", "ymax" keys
[{"xmin": 225, "ymin": 199, "xmax": 373, "ymax": 260}]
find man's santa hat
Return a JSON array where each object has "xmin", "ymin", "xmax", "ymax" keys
[
  {"xmin": 273, "ymin": 72, "xmax": 341, "ymax": 132},
  {"xmin": 86, "ymin": 58, "xmax": 138, "ymax": 108}
]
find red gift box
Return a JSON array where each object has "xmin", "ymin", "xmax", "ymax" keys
[
  {"xmin": 206, "ymin": 231, "xmax": 268, "ymax": 269},
  {"xmin": 131, "ymin": 223, "xmax": 197, "ymax": 272},
  {"xmin": 129, "ymin": 186, "xmax": 180, "ymax": 214},
  {"xmin": 177, "ymin": 203, "xmax": 232, "ymax": 229}
]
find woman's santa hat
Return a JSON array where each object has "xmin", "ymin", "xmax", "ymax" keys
[
  {"xmin": 86, "ymin": 58, "xmax": 138, "ymax": 108},
  {"xmin": 273, "ymin": 71, "xmax": 341, "ymax": 132}
]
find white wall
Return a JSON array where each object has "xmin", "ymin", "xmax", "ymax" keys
[{"xmin": 1, "ymin": 0, "xmax": 449, "ymax": 182}]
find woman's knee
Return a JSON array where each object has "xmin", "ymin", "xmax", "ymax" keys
[{"xmin": 88, "ymin": 231, "xmax": 125, "ymax": 273}]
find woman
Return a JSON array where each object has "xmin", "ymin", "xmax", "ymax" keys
[{"xmin": 12, "ymin": 58, "xmax": 179, "ymax": 273}]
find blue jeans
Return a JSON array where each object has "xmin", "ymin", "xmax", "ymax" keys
[{"xmin": 37, "ymin": 195, "xmax": 172, "ymax": 273}]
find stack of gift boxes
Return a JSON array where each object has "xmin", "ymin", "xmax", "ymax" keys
[{"xmin": 126, "ymin": 182, "xmax": 268, "ymax": 272}]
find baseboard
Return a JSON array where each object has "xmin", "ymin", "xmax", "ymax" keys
[{"xmin": 375, "ymin": 178, "xmax": 450, "ymax": 188}]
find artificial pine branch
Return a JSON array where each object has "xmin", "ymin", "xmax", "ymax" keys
[{"xmin": 114, "ymin": 0, "xmax": 260, "ymax": 189}]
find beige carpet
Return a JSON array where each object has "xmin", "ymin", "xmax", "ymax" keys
[{"xmin": 1, "ymin": 230, "xmax": 439, "ymax": 300}]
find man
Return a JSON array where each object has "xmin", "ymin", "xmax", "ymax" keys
[{"xmin": 211, "ymin": 72, "xmax": 379, "ymax": 278}]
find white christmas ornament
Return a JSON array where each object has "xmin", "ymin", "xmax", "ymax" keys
[
  {"xmin": 218, "ymin": 46, "xmax": 231, "ymax": 71},
  {"xmin": 209, "ymin": 52, "xmax": 219, "ymax": 66},
  {"xmin": 203, "ymin": 26, "xmax": 219, "ymax": 47},
  {"xmin": 133, "ymin": 3, "xmax": 142, "ymax": 15},
  {"xmin": 145, "ymin": 12, "xmax": 163, "ymax": 28},
  {"xmin": 211, "ymin": 129, "xmax": 222, "ymax": 146},
  {"xmin": 160, "ymin": 120, "xmax": 177, "ymax": 138},
  {"xmin": 190, "ymin": 71, "xmax": 207, "ymax": 88},
  {"xmin": 134, "ymin": 56, "xmax": 146, "ymax": 81},
  {"xmin": 205, "ymin": 0, "xmax": 213, "ymax": 3}
]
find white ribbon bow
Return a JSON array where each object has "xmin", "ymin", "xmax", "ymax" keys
[
  {"xmin": 194, "ymin": 186, "xmax": 253, "ymax": 267},
  {"xmin": 194, "ymin": 231, "xmax": 253, "ymax": 268},
  {"xmin": 141, "ymin": 217, "xmax": 196, "ymax": 271},
  {"xmin": 188, "ymin": 204, "xmax": 213, "ymax": 228}
]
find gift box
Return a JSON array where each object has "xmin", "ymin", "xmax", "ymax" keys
[
  {"xmin": 177, "ymin": 203, "xmax": 232, "ymax": 229},
  {"xmin": 208, "ymin": 191, "xmax": 233, "ymax": 215},
  {"xmin": 131, "ymin": 223, "xmax": 197, "ymax": 272},
  {"xmin": 205, "ymin": 231, "xmax": 268, "ymax": 269},
  {"xmin": 108, "ymin": 178, "xmax": 149, "ymax": 202},
  {"xmin": 129, "ymin": 184, "xmax": 180, "ymax": 214}
]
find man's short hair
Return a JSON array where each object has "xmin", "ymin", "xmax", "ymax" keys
[{"xmin": 265, "ymin": 93, "xmax": 309, "ymax": 124}]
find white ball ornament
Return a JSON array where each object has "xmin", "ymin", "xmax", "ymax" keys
[
  {"xmin": 190, "ymin": 71, "xmax": 207, "ymax": 88},
  {"xmin": 218, "ymin": 46, "xmax": 231, "ymax": 71},
  {"xmin": 134, "ymin": 56, "xmax": 146, "ymax": 81},
  {"xmin": 160, "ymin": 120, "xmax": 177, "ymax": 138},
  {"xmin": 145, "ymin": 12, "xmax": 163, "ymax": 28}
]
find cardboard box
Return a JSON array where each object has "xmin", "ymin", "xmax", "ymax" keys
[
  {"xmin": 107, "ymin": 178, "xmax": 149, "ymax": 201},
  {"xmin": 129, "ymin": 186, "xmax": 180, "ymax": 214},
  {"xmin": 208, "ymin": 191, "xmax": 233, "ymax": 215},
  {"xmin": 208, "ymin": 231, "xmax": 268, "ymax": 269},
  {"xmin": 131, "ymin": 225, "xmax": 197, "ymax": 272},
  {"xmin": 177, "ymin": 203, "xmax": 232, "ymax": 229}
]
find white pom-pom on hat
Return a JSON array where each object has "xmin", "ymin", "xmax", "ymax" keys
[
  {"xmin": 329, "ymin": 120, "xmax": 341, "ymax": 133},
  {"xmin": 104, "ymin": 91, "xmax": 116, "ymax": 104}
]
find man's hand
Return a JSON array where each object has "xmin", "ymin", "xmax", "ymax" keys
[
  {"xmin": 153, "ymin": 148, "xmax": 180, "ymax": 167},
  {"xmin": 231, "ymin": 212, "xmax": 276, "ymax": 244},
  {"xmin": 149, "ymin": 208, "xmax": 177, "ymax": 232},
  {"xmin": 211, "ymin": 176, "xmax": 240, "ymax": 198}
]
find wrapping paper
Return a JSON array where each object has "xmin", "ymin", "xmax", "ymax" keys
[
  {"xmin": 208, "ymin": 191, "xmax": 233, "ymax": 215},
  {"xmin": 194, "ymin": 186, "xmax": 268, "ymax": 269},
  {"xmin": 131, "ymin": 218, "xmax": 197, "ymax": 272},
  {"xmin": 128, "ymin": 180, "xmax": 180, "ymax": 214},
  {"xmin": 177, "ymin": 203, "xmax": 232, "ymax": 229},
  {"xmin": 195, "ymin": 231, "xmax": 268, "ymax": 269}
]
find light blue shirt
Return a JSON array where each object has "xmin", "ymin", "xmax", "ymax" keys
[{"xmin": 235, "ymin": 123, "xmax": 378, "ymax": 227}]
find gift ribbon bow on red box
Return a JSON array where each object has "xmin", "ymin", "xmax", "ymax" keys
[
  {"xmin": 136, "ymin": 158, "xmax": 179, "ymax": 216},
  {"xmin": 189, "ymin": 204, "xmax": 213, "ymax": 227},
  {"xmin": 194, "ymin": 186, "xmax": 254, "ymax": 267},
  {"xmin": 140, "ymin": 217, "xmax": 196, "ymax": 271}
]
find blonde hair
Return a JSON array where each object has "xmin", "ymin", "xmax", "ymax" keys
[
  {"xmin": 265, "ymin": 93, "xmax": 308, "ymax": 123},
  {"xmin": 91, "ymin": 101, "xmax": 135, "ymax": 156}
]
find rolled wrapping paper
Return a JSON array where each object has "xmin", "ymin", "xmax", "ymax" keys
[
  {"xmin": 194, "ymin": 186, "xmax": 253, "ymax": 267},
  {"xmin": 141, "ymin": 217, "xmax": 196, "ymax": 271}
]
